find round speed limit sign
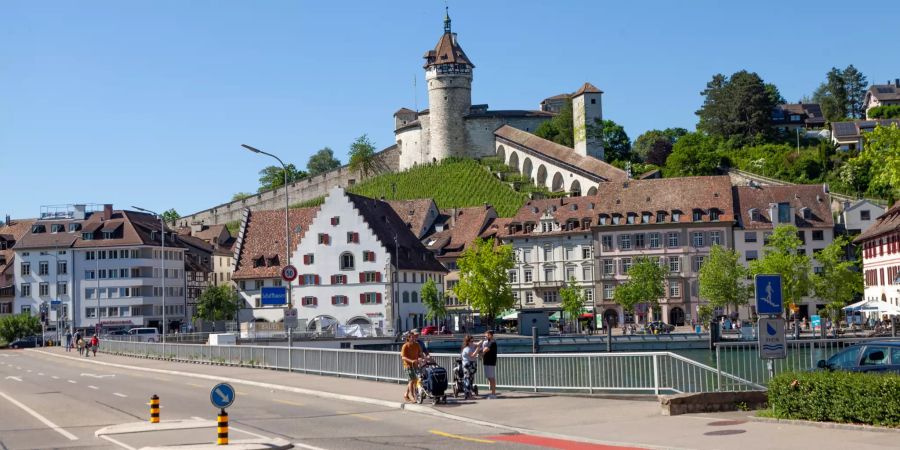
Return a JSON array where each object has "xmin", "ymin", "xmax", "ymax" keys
[{"xmin": 281, "ymin": 265, "xmax": 298, "ymax": 282}]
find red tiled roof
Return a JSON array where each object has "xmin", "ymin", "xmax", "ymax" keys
[
  {"xmin": 431, "ymin": 206, "xmax": 497, "ymax": 257},
  {"xmin": 0, "ymin": 219, "xmax": 36, "ymax": 288},
  {"xmin": 232, "ymin": 208, "xmax": 319, "ymax": 280},
  {"xmin": 573, "ymin": 82, "xmax": 603, "ymax": 96},
  {"xmin": 733, "ymin": 184, "xmax": 833, "ymax": 230},
  {"xmin": 855, "ymin": 201, "xmax": 900, "ymax": 243},
  {"xmin": 423, "ymin": 32, "xmax": 474, "ymax": 69},
  {"xmin": 386, "ymin": 199, "xmax": 438, "ymax": 239}
]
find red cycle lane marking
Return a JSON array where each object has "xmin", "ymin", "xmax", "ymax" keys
[{"xmin": 486, "ymin": 434, "xmax": 646, "ymax": 450}]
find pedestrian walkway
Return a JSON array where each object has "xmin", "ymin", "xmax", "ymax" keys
[{"xmin": 33, "ymin": 347, "xmax": 900, "ymax": 450}]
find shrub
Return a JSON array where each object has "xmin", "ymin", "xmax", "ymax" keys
[{"xmin": 768, "ymin": 371, "xmax": 900, "ymax": 426}]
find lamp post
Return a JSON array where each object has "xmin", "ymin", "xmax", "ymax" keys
[
  {"xmin": 242, "ymin": 144, "xmax": 293, "ymax": 348},
  {"xmin": 132, "ymin": 206, "xmax": 166, "ymax": 343}
]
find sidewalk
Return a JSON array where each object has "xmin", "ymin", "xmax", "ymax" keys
[{"xmin": 35, "ymin": 347, "xmax": 900, "ymax": 450}]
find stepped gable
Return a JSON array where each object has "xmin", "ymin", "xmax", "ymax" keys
[
  {"xmin": 232, "ymin": 208, "xmax": 319, "ymax": 280},
  {"xmin": 385, "ymin": 199, "xmax": 438, "ymax": 239},
  {"xmin": 733, "ymin": 184, "xmax": 832, "ymax": 230},
  {"xmin": 344, "ymin": 192, "xmax": 446, "ymax": 273},
  {"xmin": 494, "ymin": 125, "xmax": 627, "ymax": 182},
  {"xmin": 854, "ymin": 200, "xmax": 900, "ymax": 243}
]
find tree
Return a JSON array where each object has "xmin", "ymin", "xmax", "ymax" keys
[
  {"xmin": 193, "ymin": 285, "xmax": 240, "ymax": 322},
  {"xmin": 0, "ymin": 313, "xmax": 41, "ymax": 343},
  {"xmin": 232, "ymin": 192, "xmax": 253, "ymax": 201},
  {"xmin": 812, "ymin": 65, "xmax": 867, "ymax": 121},
  {"xmin": 307, "ymin": 147, "xmax": 341, "ymax": 176},
  {"xmin": 664, "ymin": 132, "xmax": 722, "ymax": 176},
  {"xmin": 696, "ymin": 70, "xmax": 777, "ymax": 143},
  {"xmin": 613, "ymin": 256, "xmax": 666, "ymax": 323},
  {"xmin": 765, "ymin": 83, "xmax": 786, "ymax": 106},
  {"xmin": 161, "ymin": 209, "xmax": 180, "ymax": 223},
  {"xmin": 867, "ymin": 105, "xmax": 900, "ymax": 119},
  {"xmin": 559, "ymin": 277, "xmax": 586, "ymax": 333},
  {"xmin": 534, "ymin": 101, "xmax": 575, "ymax": 148},
  {"xmin": 813, "ymin": 235, "xmax": 862, "ymax": 322},
  {"xmin": 860, "ymin": 123, "xmax": 900, "ymax": 198},
  {"xmin": 258, "ymin": 164, "xmax": 306, "ymax": 193},
  {"xmin": 699, "ymin": 244, "xmax": 751, "ymax": 314},
  {"xmin": 454, "ymin": 238, "xmax": 515, "ymax": 330},
  {"xmin": 749, "ymin": 225, "xmax": 813, "ymax": 316},
  {"xmin": 348, "ymin": 135, "xmax": 379, "ymax": 177},
  {"xmin": 843, "ymin": 65, "xmax": 868, "ymax": 119},
  {"xmin": 421, "ymin": 278, "xmax": 446, "ymax": 324},
  {"xmin": 588, "ymin": 119, "xmax": 631, "ymax": 162},
  {"xmin": 633, "ymin": 128, "xmax": 687, "ymax": 165}
]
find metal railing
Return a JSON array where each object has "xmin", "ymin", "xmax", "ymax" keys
[{"xmin": 99, "ymin": 340, "xmax": 760, "ymax": 394}]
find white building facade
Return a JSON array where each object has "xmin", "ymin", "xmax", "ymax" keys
[{"xmin": 856, "ymin": 201, "xmax": 900, "ymax": 306}]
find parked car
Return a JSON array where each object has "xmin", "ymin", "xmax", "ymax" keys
[
  {"xmin": 127, "ymin": 327, "xmax": 160, "ymax": 342},
  {"xmin": 817, "ymin": 341, "xmax": 900, "ymax": 374},
  {"xmin": 646, "ymin": 321, "xmax": 675, "ymax": 334},
  {"xmin": 8, "ymin": 336, "xmax": 42, "ymax": 349}
]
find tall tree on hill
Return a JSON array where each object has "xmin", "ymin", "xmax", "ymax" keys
[
  {"xmin": 588, "ymin": 119, "xmax": 632, "ymax": 162},
  {"xmin": 633, "ymin": 128, "xmax": 687, "ymax": 165},
  {"xmin": 307, "ymin": 147, "xmax": 342, "ymax": 176},
  {"xmin": 533, "ymin": 101, "xmax": 574, "ymax": 148},
  {"xmin": 348, "ymin": 135, "xmax": 379, "ymax": 177},
  {"xmin": 843, "ymin": 65, "xmax": 868, "ymax": 119},
  {"xmin": 766, "ymin": 83, "xmax": 786, "ymax": 106},
  {"xmin": 812, "ymin": 65, "xmax": 867, "ymax": 121},
  {"xmin": 664, "ymin": 132, "xmax": 722, "ymax": 176},
  {"xmin": 696, "ymin": 70, "xmax": 777, "ymax": 143},
  {"xmin": 454, "ymin": 238, "xmax": 515, "ymax": 330},
  {"xmin": 258, "ymin": 164, "xmax": 306, "ymax": 193}
]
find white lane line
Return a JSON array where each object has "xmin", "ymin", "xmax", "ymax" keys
[
  {"xmin": 99, "ymin": 434, "xmax": 136, "ymax": 450},
  {"xmin": 4, "ymin": 376, "xmax": 22, "ymax": 382},
  {"xmin": 113, "ymin": 392, "xmax": 127, "ymax": 398},
  {"xmin": 38, "ymin": 372, "xmax": 44, "ymax": 376},
  {"xmin": 26, "ymin": 369, "xmax": 32, "ymax": 373},
  {"xmin": 0, "ymin": 390, "xmax": 79, "ymax": 441},
  {"xmin": 67, "ymin": 380, "xmax": 77, "ymax": 384},
  {"xmin": 292, "ymin": 442, "xmax": 328, "ymax": 450},
  {"xmin": 51, "ymin": 376, "xmax": 60, "ymax": 380},
  {"xmin": 88, "ymin": 385, "xmax": 99, "ymax": 390}
]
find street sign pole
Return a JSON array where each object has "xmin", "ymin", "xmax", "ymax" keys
[
  {"xmin": 280, "ymin": 266, "xmax": 298, "ymax": 372},
  {"xmin": 755, "ymin": 274, "xmax": 786, "ymax": 379}
]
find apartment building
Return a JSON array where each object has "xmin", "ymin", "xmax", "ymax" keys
[
  {"xmin": 0, "ymin": 218, "xmax": 35, "ymax": 316},
  {"xmin": 855, "ymin": 201, "xmax": 900, "ymax": 306},
  {"xmin": 177, "ymin": 223, "xmax": 235, "ymax": 287}
]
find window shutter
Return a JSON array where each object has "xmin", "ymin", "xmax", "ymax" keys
[
  {"xmin": 331, "ymin": 296, "xmax": 337, "ymax": 305},
  {"xmin": 313, "ymin": 297, "xmax": 318, "ymax": 306},
  {"xmin": 298, "ymin": 276, "xmax": 306, "ymax": 286},
  {"xmin": 376, "ymin": 272, "xmax": 382, "ymax": 282},
  {"xmin": 330, "ymin": 275, "xmax": 335, "ymax": 284},
  {"xmin": 353, "ymin": 233, "xmax": 359, "ymax": 243},
  {"xmin": 314, "ymin": 275, "xmax": 320, "ymax": 285},
  {"xmin": 376, "ymin": 293, "xmax": 382, "ymax": 304},
  {"xmin": 359, "ymin": 272, "xmax": 365, "ymax": 283},
  {"xmin": 360, "ymin": 293, "xmax": 365, "ymax": 304},
  {"xmin": 325, "ymin": 234, "xmax": 330, "ymax": 245}
]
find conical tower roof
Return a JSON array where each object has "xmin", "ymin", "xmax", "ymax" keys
[{"xmin": 422, "ymin": 9, "xmax": 474, "ymax": 69}]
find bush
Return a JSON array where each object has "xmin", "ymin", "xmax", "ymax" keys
[{"xmin": 768, "ymin": 371, "xmax": 900, "ymax": 426}]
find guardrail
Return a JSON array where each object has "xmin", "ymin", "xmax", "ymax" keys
[{"xmin": 99, "ymin": 340, "xmax": 760, "ymax": 394}]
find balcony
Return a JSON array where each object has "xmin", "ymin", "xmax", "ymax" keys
[{"xmin": 533, "ymin": 280, "xmax": 563, "ymax": 288}]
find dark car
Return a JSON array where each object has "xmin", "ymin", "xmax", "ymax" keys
[
  {"xmin": 817, "ymin": 341, "xmax": 900, "ymax": 374},
  {"xmin": 8, "ymin": 336, "xmax": 42, "ymax": 349},
  {"xmin": 647, "ymin": 321, "xmax": 675, "ymax": 334}
]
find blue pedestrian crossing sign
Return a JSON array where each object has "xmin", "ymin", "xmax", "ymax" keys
[
  {"xmin": 210, "ymin": 383, "xmax": 235, "ymax": 409},
  {"xmin": 755, "ymin": 274, "xmax": 783, "ymax": 316}
]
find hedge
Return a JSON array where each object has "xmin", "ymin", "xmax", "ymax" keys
[{"xmin": 768, "ymin": 371, "xmax": 900, "ymax": 427}]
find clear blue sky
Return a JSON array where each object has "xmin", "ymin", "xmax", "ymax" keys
[{"xmin": 3, "ymin": 1, "xmax": 899, "ymax": 220}]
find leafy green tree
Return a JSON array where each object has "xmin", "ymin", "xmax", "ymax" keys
[
  {"xmin": 194, "ymin": 285, "xmax": 240, "ymax": 322},
  {"xmin": 0, "ymin": 313, "xmax": 41, "ymax": 343},
  {"xmin": 534, "ymin": 101, "xmax": 574, "ymax": 147},
  {"xmin": 843, "ymin": 64, "xmax": 868, "ymax": 119},
  {"xmin": 348, "ymin": 135, "xmax": 379, "ymax": 177},
  {"xmin": 633, "ymin": 128, "xmax": 687, "ymax": 164},
  {"xmin": 161, "ymin": 209, "xmax": 180, "ymax": 223},
  {"xmin": 749, "ymin": 225, "xmax": 812, "ymax": 316},
  {"xmin": 664, "ymin": 132, "xmax": 722, "ymax": 176},
  {"xmin": 588, "ymin": 119, "xmax": 631, "ymax": 162},
  {"xmin": 696, "ymin": 70, "xmax": 777, "ymax": 143},
  {"xmin": 559, "ymin": 277, "xmax": 586, "ymax": 333},
  {"xmin": 867, "ymin": 105, "xmax": 900, "ymax": 119},
  {"xmin": 307, "ymin": 147, "xmax": 342, "ymax": 176},
  {"xmin": 258, "ymin": 164, "xmax": 306, "ymax": 193},
  {"xmin": 232, "ymin": 192, "xmax": 253, "ymax": 201},
  {"xmin": 421, "ymin": 278, "xmax": 446, "ymax": 324},
  {"xmin": 813, "ymin": 235, "xmax": 862, "ymax": 322},
  {"xmin": 860, "ymin": 123, "xmax": 900, "ymax": 198},
  {"xmin": 454, "ymin": 238, "xmax": 515, "ymax": 330},
  {"xmin": 613, "ymin": 256, "xmax": 666, "ymax": 322},
  {"xmin": 812, "ymin": 65, "xmax": 866, "ymax": 120},
  {"xmin": 699, "ymin": 245, "xmax": 751, "ymax": 314},
  {"xmin": 765, "ymin": 83, "xmax": 786, "ymax": 106}
]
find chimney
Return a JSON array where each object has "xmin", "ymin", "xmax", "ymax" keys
[
  {"xmin": 190, "ymin": 222, "xmax": 203, "ymax": 233},
  {"xmin": 4, "ymin": 215, "xmax": 9, "ymax": 225},
  {"xmin": 73, "ymin": 204, "xmax": 86, "ymax": 220},
  {"xmin": 895, "ymin": 78, "xmax": 899, "ymax": 88},
  {"xmin": 102, "ymin": 204, "xmax": 113, "ymax": 221}
]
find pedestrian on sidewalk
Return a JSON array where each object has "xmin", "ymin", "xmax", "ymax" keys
[
  {"xmin": 400, "ymin": 331, "xmax": 423, "ymax": 403},
  {"xmin": 77, "ymin": 337, "xmax": 85, "ymax": 357},
  {"xmin": 90, "ymin": 334, "xmax": 99, "ymax": 357},
  {"xmin": 461, "ymin": 335, "xmax": 480, "ymax": 399},
  {"xmin": 65, "ymin": 330, "xmax": 73, "ymax": 352},
  {"xmin": 481, "ymin": 330, "xmax": 498, "ymax": 398}
]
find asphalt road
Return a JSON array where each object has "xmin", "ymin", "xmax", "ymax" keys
[{"xmin": 0, "ymin": 350, "xmax": 620, "ymax": 450}]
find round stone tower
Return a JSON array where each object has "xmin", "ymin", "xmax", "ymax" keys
[{"xmin": 423, "ymin": 9, "xmax": 474, "ymax": 162}]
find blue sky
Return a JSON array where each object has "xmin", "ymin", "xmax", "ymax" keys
[{"xmin": 3, "ymin": 1, "xmax": 899, "ymax": 220}]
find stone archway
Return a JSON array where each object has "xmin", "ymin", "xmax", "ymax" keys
[
  {"xmin": 587, "ymin": 186, "xmax": 598, "ymax": 196},
  {"xmin": 522, "ymin": 158, "xmax": 534, "ymax": 182},
  {"xmin": 508, "ymin": 151, "xmax": 520, "ymax": 171},
  {"xmin": 551, "ymin": 172, "xmax": 564, "ymax": 192},
  {"xmin": 536, "ymin": 164, "xmax": 548, "ymax": 187},
  {"xmin": 669, "ymin": 307, "xmax": 685, "ymax": 326},
  {"xmin": 570, "ymin": 180, "xmax": 582, "ymax": 197},
  {"xmin": 496, "ymin": 145, "xmax": 506, "ymax": 163},
  {"xmin": 347, "ymin": 316, "xmax": 371, "ymax": 326},
  {"xmin": 307, "ymin": 315, "xmax": 338, "ymax": 332}
]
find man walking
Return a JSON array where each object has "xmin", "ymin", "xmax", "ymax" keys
[
  {"xmin": 65, "ymin": 330, "xmax": 73, "ymax": 352},
  {"xmin": 481, "ymin": 330, "xmax": 498, "ymax": 398}
]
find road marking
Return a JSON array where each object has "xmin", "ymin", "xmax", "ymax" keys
[
  {"xmin": 430, "ymin": 430, "xmax": 495, "ymax": 444},
  {"xmin": 0, "ymin": 390, "xmax": 79, "ymax": 441},
  {"xmin": 99, "ymin": 434, "xmax": 136, "ymax": 450},
  {"xmin": 113, "ymin": 392, "xmax": 127, "ymax": 398},
  {"xmin": 336, "ymin": 410, "xmax": 379, "ymax": 422},
  {"xmin": 26, "ymin": 369, "xmax": 32, "ymax": 373},
  {"xmin": 51, "ymin": 376, "xmax": 59, "ymax": 379},
  {"xmin": 486, "ymin": 434, "xmax": 647, "ymax": 449},
  {"xmin": 67, "ymin": 380, "xmax": 77, "ymax": 384},
  {"xmin": 38, "ymin": 372, "xmax": 44, "ymax": 376},
  {"xmin": 227, "ymin": 425, "xmax": 268, "ymax": 440},
  {"xmin": 292, "ymin": 443, "xmax": 328, "ymax": 450},
  {"xmin": 273, "ymin": 399, "xmax": 304, "ymax": 407},
  {"xmin": 81, "ymin": 373, "xmax": 115, "ymax": 379},
  {"xmin": 187, "ymin": 383, "xmax": 204, "ymax": 388},
  {"xmin": 5, "ymin": 376, "xmax": 22, "ymax": 382},
  {"xmin": 88, "ymin": 385, "xmax": 99, "ymax": 390}
]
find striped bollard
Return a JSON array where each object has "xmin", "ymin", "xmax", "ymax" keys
[
  {"xmin": 149, "ymin": 395, "xmax": 160, "ymax": 423},
  {"xmin": 217, "ymin": 409, "xmax": 228, "ymax": 445}
]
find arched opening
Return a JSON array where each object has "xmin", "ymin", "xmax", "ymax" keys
[
  {"xmin": 411, "ymin": 292, "xmax": 419, "ymax": 303},
  {"xmin": 536, "ymin": 165, "xmax": 548, "ymax": 187},
  {"xmin": 570, "ymin": 180, "xmax": 582, "ymax": 197},
  {"xmin": 669, "ymin": 307, "xmax": 685, "ymax": 326},
  {"xmin": 522, "ymin": 158, "xmax": 534, "ymax": 181},
  {"xmin": 603, "ymin": 309, "xmax": 619, "ymax": 328},
  {"xmin": 307, "ymin": 315, "xmax": 338, "ymax": 332},
  {"xmin": 496, "ymin": 145, "xmax": 506, "ymax": 162},
  {"xmin": 508, "ymin": 151, "xmax": 520, "ymax": 171},
  {"xmin": 551, "ymin": 172, "xmax": 565, "ymax": 192},
  {"xmin": 340, "ymin": 252, "xmax": 354, "ymax": 270},
  {"xmin": 347, "ymin": 316, "xmax": 371, "ymax": 326},
  {"xmin": 587, "ymin": 186, "xmax": 598, "ymax": 196}
]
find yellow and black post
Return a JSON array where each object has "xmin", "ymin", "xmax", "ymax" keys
[
  {"xmin": 217, "ymin": 409, "xmax": 228, "ymax": 445},
  {"xmin": 149, "ymin": 395, "xmax": 160, "ymax": 423}
]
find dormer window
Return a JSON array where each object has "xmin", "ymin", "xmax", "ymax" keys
[
  {"xmin": 69, "ymin": 223, "xmax": 80, "ymax": 232},
  {"xmin": 749, "ymin": 208, "xmax": 760, "ymax": 222},
  {"xmin": 51, "ymin": 224, "xmax": 64, "ymax": 233},
  {"xmin": 252, "ymin": 256, "xmax": 265, "ymax": 268},
  {"xmin": 599, "ymin": 215, "xmax": 608, "ymax": 225},
  {"xmin": 82, "ymin": 232, "xmax": 93, "ymax": 241},
  {"xmin": 541, "ymin": 221, "xmax": 553, "ymax": 233},
  {"xmin": 800, "ymin": 207, "xmax": 811, "ymax": 220},
  {"xmin": 31, "ymin": 224, "xmax": 45, "ymax": 233},
  {"xmin": 656, "ymin": 211, "xmax": 666, "ymax": 223},
  {"xmin": 642, "ymin": 213, "xmax": 651, "ymax": 224},
  {"xmin": 671, "ymin": 211, "xmax": 681, "ymax": 222},
  {"xmin": 267, "ymin": 256, "xmax": 280, "ymax": 266},
  {"xmin": 692, "ymin": 210, "xmax": 703, "ymax": 222},
  {"xmin": 626, "ymin": 213, "xmax": 636, "ymax": 224},
  {"xmin": 612, "ymin": 215, "xmax": 621, "ymax": 225},
  {"xmin": 710, "ymin": 209, "xmax": 720, "ymax": 221},
  {"xmin": 102, "ymin": 231, "xmax": 113, "ymax": 239}
]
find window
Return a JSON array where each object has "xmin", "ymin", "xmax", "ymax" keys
[
  {"xmin": 301, "ymin": 296, "xmax": 318, "ymax": 307},
  {"xmin": 523, "ymin": 249, "xmax": 532, "ymax": 262},
  {"xmin": 744, "ymin": 232, "xmax": 757, "ymax": 243},
  {"xmin": 692, "ymin": 232, "xmax": 704, "ymax": 248},
  {"xmin": 57, "ymin": 282, "xmax": 67, "ymax": 295},
  {"xmin": 543, "ymin": 291, "xmax": 559, "ymax": 303},
  {"xmin": 812, "ymin": 230, "xmax": 824, "ymax": 241},
  {"xmin": 301, "ymin": 274, "xmax": 320, "ymax": 285},
  {"xmin": 508, "ymin": 271, "xmax": 518, "ymax": 283},
  {"xmin": 57, "ymin": 261, "xmax": 67, "ymax": 274},
  {"xmin": 331, "ymin": 216, "xmax": 340, "ymax": 226},
  {"xmin": 668, "ymin": 280, "xmax": 681, "ymax": 297},
  {"xmin": 634, "ymin": 233, "xmax": 645, "ymax": 249},
  {"xmin": 360, "ymin": 293, "xmax": 381, "ymax": 305},
  {"xmin": 626, "ymin": 214, "xmax": 636, "ymax": 224},
  {"xmin": 360, "ymin": 271, "xmax": 381, "ymax": 283},
  {"xmin": 604, "ymin": 284, "xmax": 614, "ymax": 299},
  {"xmin": 777, "ymin": 202, "xmax": 791, "ymax": 224},
  {"xmin": 671, "ymin": 212, "xmax": 681, "ymax": 222},
  {"xmin": 668, "ymin": 256, "xmax": 681, "ymax": 273},
  {"xmin": 692, "ymin": 210, "xmax": 703, "ymax": 222},
  {"xmin": 621, "ymin": 257, "xmax": 633, "ymax": 273},
  {"xmin": 347, "ymin": 232, "xmax": 359, "ymax": 243},
  {"xmin": 402, "ymin": 292, "xmax": 410, "ymax": 303},
  {"xmin": 601, "ymin": 235, "xmax": 612, "ymax": 252},
  {"xmin": 331, "ymin": 295, "xmax": 348, "ymax": 305},
  {"xmin": 745, "ymin": 250, "xmax": 758, "ymax": 261},
  {"xmin": 38, "ymin": 261, "xmax": 49, "ymax": 275},
  {"xmin": 21, "ymin": 262, "xmax": 30, "ymax": 276},
  {"xmin": 619, "ymin": 234, "xmax": 632, "ymax": 250},
  {"xmin": 603, "ymin": 259, "xmax": 614, "ymax": 275},
  {"xmin": 583, "ymin": 266, "xmax": 593, "ymax": 281},
  {"xmin": 648, "ymin": 233, "xmax": 660, "ymax": 249},
  {"xmin": 861, "ymin": 210, "xmax": 871, "ymax": 221},
  {"xmin": 797, "ymin": 230, "xmax": 806, "ymax": 243},
  {"xmin": 566, "ymin": 267, "xmax": 575, "ymax": 281},
  {"xmin": 656, "ymin": 212, "xmax": 666, "ymax": 223},
  {"xmin": 543, "ymin": 244, "xmax": 552, "ymax": 261},
  {"xmin": 68, "ymin": 223, "xmax": 80, "ymax": 232},
  {"xmin": 362, "ymin": 251, "xmax": 376, "ymax": 262},
  {"xmin": 524, "ymin": 270, "xmax": 533, "ymax": 282},
  {"xmin": 255, "ymin": 280, "xmax": 264, "ymax": 290},
  {"xmin": 84, "ymin": 270, "xmax": 95, "ymax": 280},
  {"xmin": 273, "ymin": 279, "xmax": 282, "ymax": 287},
  {"xmin": 39, "ymin": 282, "xmax": 49, "ymax": 296},
  {"xmin": 544, "ymin": 268, "xmax": 554, "ymax": 282},
  {"xmin": 709, "ymin": 231, "xmax": 722, "ymax": 246},
  {"xmin": 581, "ymin": 246, "xmax": 592, "ymax": 259},
  {"xmin": 99, "ymin": 250, "xmax": 107, "ymax": 260},
  {"xmin": 667, "ymin": 232, "xmax": 679, "ymax": 248},
  {"xmin": 692, "ymin": 256, "xmax": 705, "ymax": 272},
  {"xmin": 642, "ymin": 213, "xmax": 651, "ymax": 224},
  {"xmin": 85, "ymin": 307, "xmax": 96, "ymax": 318},
  {"xmin": 525, "ymin": 292, "xmax": 534, "ymax": 304},
  {"xmin": 763, "ymin": 232, "xmax": 772, "ymax": 244},
  {"xmin": 331, "ymin": 274, "xmax": 348, "ymax": 284},
  {"xmin": 318, "ymin": 233, "xmax": 330, "ymax": 245},
  {"xmin": 710, "ymin": 209, "xmax": 720, "ymax": 221},
  {"xmin": 564, "ymin": 247, "xmax": 573, "ymax": 261},
  {"xmin": 411, "ymin": 292, "xmax": 419, "ymax": 303},
  {"xmin": 340, "ymin": 252, "xmax": 354, "ymax": 270}
]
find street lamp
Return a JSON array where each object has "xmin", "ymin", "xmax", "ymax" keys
[
  {"xmin": 132, "ymin": 206, "xmax": 166, "ymax": 343},
  {"xmin": 242, "ymin": 144, "xmax": 293, "ymax": 345}
]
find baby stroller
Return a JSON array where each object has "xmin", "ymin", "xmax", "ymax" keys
[
  {"xmin": 452, "ymin": 358, "xmax": 479, "ymax": 398},
  {"xmin": 416, "ymin": 360, "xmax": 448, "ymax": 405}
]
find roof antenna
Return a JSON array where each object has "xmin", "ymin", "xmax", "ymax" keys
[{"xmin": 413, "ymin": 74, "xmax": 418, "ymax": 113}]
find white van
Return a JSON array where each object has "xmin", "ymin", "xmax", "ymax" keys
[{"xmin": 127, "ymin": 327, "xmax": 160, "ymax": 342}]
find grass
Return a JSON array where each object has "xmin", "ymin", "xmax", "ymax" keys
[{"xmin": 225, "ymin": 220, "xmax": 241, "ymax": 236}]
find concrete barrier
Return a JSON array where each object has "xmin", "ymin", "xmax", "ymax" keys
[{"xmin": 659, "ymin": 391, "xmax": 767, "ymax": 416}]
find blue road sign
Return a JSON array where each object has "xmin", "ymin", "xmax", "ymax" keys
[
  {"xmin": 50, "ymin": 300, "xmax": 62, "ymax": 306},
  {"xmin": 210, "ymin": 383, "xmax": 235, "ymax": 409},
  {"xmin": 260, "ymin": 286, "xmax": 287, "ymax": 306},
  {"xmin": 755, "ymin": 274, "xmax": 783, "ymax": 315},
  {"xmin": 758, "ymin": 317, "xmax": 786, "ymax": 359}
]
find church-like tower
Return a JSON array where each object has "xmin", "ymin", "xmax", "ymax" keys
[{"xmin": 423, "ymin": 9, "xmax": 474, "ymax": 161}]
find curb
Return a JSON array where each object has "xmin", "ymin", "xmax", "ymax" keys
[
  {"xmin": 747, "ymin": 414, "xmax": 900, "ymax": 434},
  {"xmin": 139, "ymin": 437, "xmax": 293, "ymax": 450}
]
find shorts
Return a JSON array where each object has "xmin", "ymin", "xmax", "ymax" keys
[
  {"xmin": 406, "ymin": 367, "xmax": 418, "ymax": 381},
  {"xmin": 484, "ymin": 365, "xmax": 496, "ymax": 380}
]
